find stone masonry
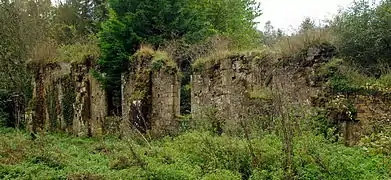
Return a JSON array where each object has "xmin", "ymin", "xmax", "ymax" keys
[
  {"xmin": 122, "ymin": 50, "xmax": 180, "ymax": 137},
  {"xmin": 27, "ymin": 61, "xmax": 107, "ymax": 136}
]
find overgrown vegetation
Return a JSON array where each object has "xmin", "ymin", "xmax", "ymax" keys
[
  {"xmin": 98, "ymin": 0, "xmax": 262, "ymax": 114},
  {"xmin": 2, "ymin": 0, "xmax": 391, "ymax": 179},
  {"xmin": 331, "ymin": 0, "xmax": 391, "ymax": 72},
  {"xmin": 128, "ymin": 47, "xmax": 178, "ymax": 101},
  {"xmin": 56, "ymin": 37, "xmax": 100, "ymax": 64},
  {"xmin": 0, "ymin": 128, "xmax": 389, "ymax": 179},
  {"xmin": 314, "ymin": 58, "xmax": 391, "ymax": 95}
]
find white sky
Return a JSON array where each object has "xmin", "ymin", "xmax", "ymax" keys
[{"xmin": 256, "ymin": 0, "xmax": 355, "ymax": 32}]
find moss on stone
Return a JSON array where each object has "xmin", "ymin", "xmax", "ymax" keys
[
  {"xmin": 128, "ymin": 48, "xmax": 178, "ymax": 102},
  {"xmin": 192, "ymin": 50, "xmax": 271, "ymax": 73},
  {"xmin": 314, "ymin": 58, "xmax": 391, "ymax": 96},
  {"xmin": 191, "ymin": 56, "xmax": 217, "ymax": 72},
  {"xmin": 151, "ymin": 51, "xmax": 178, "ymax": 74},
  {"xmin": 131, "ymin": 48, "xmax": 178, "ymax": 75},
  {"xmin": 248, "ymin": 87, "xmax": 273, "ymax": 100},
  {"xmin": 316, "ymin": 58, "xmax": 344, "ymax": 77},
  {"xmin": 27, "ymin": 39, "xmax": 99, "ymax": 69}
]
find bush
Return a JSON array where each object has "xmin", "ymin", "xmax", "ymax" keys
[
  {"xmin": 56, "ymin": 36, "xmax": 100, "ymax": 64},
  {"xmin": 360, "ymin": 132, "xmax": 391, "ymax": 155},
  {"xmin": 145, "ymin": 132, "xmax": 255, "ymax": 179},
  {"xmin": 332, "ymin": 0, "xmax": 391, "ymax": 72}
]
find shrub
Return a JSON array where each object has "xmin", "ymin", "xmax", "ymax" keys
[
  {"xmin": 360, "ymin": 132, "xmax": 391, "ymax": 155},
  {"xmin": 109, "ymin": 156, "xmax": 132, "ymax": 170},
  {"xmin": 30, "ymin": 155, "xmax": 64, "ymax": 169},
  {"xmin": 332, "ymin": 0, "xmax": 391, "ymax": 72},
  {"xmin": 67, "ymin": 172, "xmax": 104, "ymax": 180},
  {"xmin": 249, "ymin": 169, "xmax": 283, "ymax": 180}
]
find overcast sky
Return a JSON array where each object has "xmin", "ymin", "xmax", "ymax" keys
[{"xmin": 256, "ymin": 0, "xmax": 355, "ymax": 32}]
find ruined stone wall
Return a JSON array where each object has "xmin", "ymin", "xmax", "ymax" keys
[
  {"xmin": 122, "ymin": 50, "xmax": 180, "ymax": 137},
  {"xmin": 27, "ymin": 61, "xmax": 107, "ymax": 136},
  {"xmin": 191, "ymin": 46, "xmax": 320, "ymax": 133},
  {"xmin": 312, "ymin": 93, "xmax": 391, "ymax": 146},
  {"xmin": 90, "ymin": 75, "xmax": 107, "ymax": 136},
  {"xmin": 192, "ymin": 45, "xmax": 391, "ymax": 145},
  {"xmin": 151, "ymin": 69, "xmax": 181, "ymax": 135},
  {"xmin": 355, "ymin": 95, "xmax": 391, "ymax": 133},
  {"xmin": 72, "ymin": 63, "xmax": 107, "ymax": 136},
  {"xmin": 27, "ymin": 62, "xmax": 72, "ymax": 132},
  {"xmin": 122, "ymin": 53, "xmax": 152, "ymax": 134},
  {"xmin": 27, "ymin": 49, "xmax": 181, "ymax": 137},
  {"xmin": 192, "ymin": 52, "xmax": 275, "ymax": 133},
  {"xmin": 72, "ymin": 63, "xmax": 90, "ymax": 136},
  {"xmin": 342, "ymin": 94, "xmax": 391, "ymax": 146}
]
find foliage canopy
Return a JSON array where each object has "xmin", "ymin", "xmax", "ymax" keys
[{"xmin": 332, "ymin": 0, "xmax": 391, "ymax": 71}]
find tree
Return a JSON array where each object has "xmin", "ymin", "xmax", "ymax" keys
[
  {"xmin": 189, "ymin": 0, "xmax": 262, "ymax": 48},
  {"xmin": 263, "ymin": 21, "xmax": 275, "ymax": 45},
  {"xmin": 0, "ymin": 0, "xmax": 54, "ymax": 127},
  {"xmin": 0, "ymin": 0, "xmax": 55, "ymax": 96},
  {"xmin": 54, "ymin": 0, "xmax": 108, "ymax": 44},
  {"xmin": 331, "ymin": 0, "xmax": 391, "ymax": 71},
  {"xmin": 0, "ymin": 1, "xmax": 27, "ymax": 94},
  {"xmin": 100, "ymin": 0, "xmax": 261, "ymax": 62}
]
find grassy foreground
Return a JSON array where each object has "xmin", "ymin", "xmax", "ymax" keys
[{"xmin": 0, "ymin": 128, "xmax": 389, "ymax": 180}]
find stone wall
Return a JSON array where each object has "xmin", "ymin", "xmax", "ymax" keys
[
  {"xmin": 191, "ymin": 44, "xmax": 391, "ymax": 145},
  {"xmin": 342, "ymin": 94, "xmax": 391, "ymax": 146},
  {"xmin": 191, "ymin": 50, "xmax": 317, "ymax": 134},
  {"xmin": 311, "ymin": 92, "xmax": 391, "ymax": 146},
  {"xmin": 122, "ymin": 50, "xmax": 180, "ymax": 137},
  {"xmin": 151, "ymin": 69, "xmax": 181, "ymax": 135},
  {"xmin": 72, "ymin": 62, "xmax": 108, "ymax": 136},
  {"xmin": 27, "ymin": 62, "xmax": 72, "ymax": 132},
  {"xmin": 27, "ymin": 49, "xmax": 182, "ymax": 137},
  {"xmin": 27, "ymin": 61, "xmax": 107, "ymax": 136},
  {"xmin": 25, "ymin": 44, "xmax": 390, "ymax": 144},
  {"xmin": 192, "ymin": 52, "xmax": 274, "ymax": 134}
]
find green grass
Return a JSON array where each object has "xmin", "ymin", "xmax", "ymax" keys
[{"xmin": 0, "ymin": 128, "xmax": 389, "ymax": 179}]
